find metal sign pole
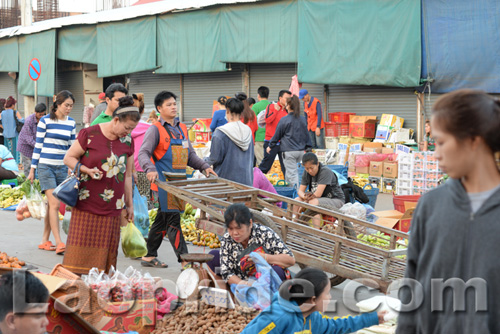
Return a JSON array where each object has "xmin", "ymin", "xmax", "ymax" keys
[{"xmin": 34, "ymin": 81, "xmax": 38, "ymax": 105}]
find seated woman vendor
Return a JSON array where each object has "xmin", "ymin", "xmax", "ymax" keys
[
  {"xmin": 293, "ymin": 152, "xmax": 345, "ymax": 229},
  {"xmin": 207, "ymin": 203, "xmax": 295, "ymax": 288}
]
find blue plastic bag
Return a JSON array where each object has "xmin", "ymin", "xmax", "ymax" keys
[
  {"xmin": 133, "ymin": 185, "xmax": 149, "ymax": 238},
  {"xmin": 230, "ymin": 252, "xmax": 283, "ymax": 310}
]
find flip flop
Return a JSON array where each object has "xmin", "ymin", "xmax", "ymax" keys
[
  {"xmin": 55, "ymin": 243, "xmax": 65, "ymax": 255},
  {"xmin": 141, "ymin": 258, "xmax": 168, "ymax": 268},
  {"xmin": 38, "ymin": 241, "xmax": 56, "ymax": 251}
]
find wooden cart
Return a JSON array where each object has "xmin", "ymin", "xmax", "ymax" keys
[{"xmin": 156, "ymin": 177, "xmax": 408, "ymax": 293}]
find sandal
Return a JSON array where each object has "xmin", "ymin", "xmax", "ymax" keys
[
  {"xmin": 38, "ymin": 241, "xmax": 56, "ymax": 251},
  {"xmin": 55, "ymin": 243, "xmax": 65, "ymax": 255},
  {"xmin": 141, "ymin": 258, "xmax": 168, "ymax": 268}
]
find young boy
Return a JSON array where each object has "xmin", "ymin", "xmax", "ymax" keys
[{"xmin": 0, "ymin": 271, "xmax": 49, "ymax": 334}]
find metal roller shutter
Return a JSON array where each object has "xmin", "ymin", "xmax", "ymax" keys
[
  {"xmin": 0, "ymin": 73, "xmax": 16, "ymax": 103},
  {"xmin": 128, "ymin": 71, "xmax": 181, "ymax": 117},
  {"xmin": 183, "ymin": 67, "xmax": 243, "ymax": 121},
  {"xmin": 327, "ymin": 85, "xmax": 418, "ymax": 130},
  {"xmin": 248, "ymin": 63, "xmax": 325, "ymax": 114},
  {"xmin": 56, "ymin": 70, "xmax": 84, "ymax": 125}
]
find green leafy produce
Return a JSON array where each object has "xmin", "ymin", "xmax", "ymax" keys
[{"xmin": 20, "ymin": 180, "xmax": 41, "ymax": 197}]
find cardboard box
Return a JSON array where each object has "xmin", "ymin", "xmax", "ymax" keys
[
  {"xmin": 363, "ymin": 147, "xmax": 382, "ymax": 154},
  {"xmin": 325, "ymin": 137, "xmax": 339, "ymax": 150},
  {"xmin": 369, "ymin": 161, "xmax": 383, "ymax": 177},
  {"xmin": 96, "ymin": 299, "xmax": 156, "ymax": 333},
  {"xmin": 373, "ymin": 208, "xmax": 414, "ymax": 232},
  {"xmin": 381, "ymin": 147, "xmax": 394, "ymax": 154},
  {"xmin": 368, "ymin": 176, "xmax": 382, "ymax": 190},
  {"xmin": 356, "ymin": 166, "xmax": 370, "ymax": 174},
  {"xmin": 349, "ymin": 116, "xmax": 378, "ymax": 138},
  {"xmin": 383, "ymin": 162, "xmax": 398, "ymax": 178},
  {"xmin": 363, "ymin": 142, "xmax": 384, "ymax": 149},
  {"xmin": 34, "ymin": 273, "xmax": 101, "ymax": 334},
  {"xmin": 375, "ymin": 125, "xmax": 394, "ymax": 141},
  {"xmin": 380, "ymin": 114, "xmax": 404, "ymax": 129}
]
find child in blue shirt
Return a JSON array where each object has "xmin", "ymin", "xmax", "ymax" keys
[{"xmin": 242, "ymin": 268, "xmax": 386, "ymax": 333}]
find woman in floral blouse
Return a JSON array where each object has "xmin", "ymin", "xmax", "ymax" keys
[
  {"xmin": 207, "ymin": 203, "xmax": 295, "ymax": 287},
  {"xmin": 62, "ymin": 96, "xmax": 140, "ymax": 275}
]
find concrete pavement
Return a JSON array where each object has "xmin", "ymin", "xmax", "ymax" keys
[{"xmin": 0, "ymin": 193, "xmax": 397, "ymax": 317}]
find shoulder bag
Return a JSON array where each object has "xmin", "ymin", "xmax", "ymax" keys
[
  {"xmin": 13, "ymin": 110, "xmax": 23, "ymax": 133},
  {"xmin": 53, "ymin": 162, "xmax": 81, "ymax": 207}
]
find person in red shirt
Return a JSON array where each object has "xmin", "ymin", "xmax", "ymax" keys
[
  {"xmin": 258, "ymin": 90, "xmax": 291, "ymax": 174},
  {"xmin": 300, "ymin": 89, "xmax": 325, "ymax": 149}
]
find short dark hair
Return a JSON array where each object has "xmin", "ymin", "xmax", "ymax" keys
[
  {"xmin": 278, "ymin": 90, "xmax": 292, "ymax": 99},
  {"xmin": 154, "ymin": 91, "xmax": 177, "ymax": 112},
  {"xmin": 225, "ymin": 97, "xmax": 244, "ymax": 115},
  {"xmin": 35, "ymin": 103, "xmax": 47, "ymax": 114},
  {"xmin": 51, "ymin": 90, "xmax": 75, "ymax": 120},
  {"xmin": 0, "ymin": 271, "xmax": 49, "ymax": 321},
  {"xmin": 433, "ymin": 89, "xmax": 500, "ymax": 154},
  {"xmin": 105, "ymin": 83, "xmax": 128, "ymax": 100},
  {"xmin": 287, "ymin": 268, "xmax": 329, "ymax": 306},
  {"xmin": 302, "ymin": 152, "xmax": 318, "ymax": 165},
  {"xmin": 113, "ymin": 96, "xmax": 140, "ymax": 122},
  {"xmin": 224, "ymin": 203, "xmax": 252, "ymax": 228},
  {"xmin": 257, "ymin": 86, "xmax": 269, "ymax": 99},
  {"xmin": 247, "ymin": 97, "xmax": 256, "ymax": 106}
]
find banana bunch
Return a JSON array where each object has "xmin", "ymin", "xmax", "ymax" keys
[
  {"xmin": 180, "ymin": 205, "xmax": 221, "ymax": 248},
  {"xmin": 357, "ymin": 232, "xmax": 407, "ymax": 259},
  {"xmin": 352, "ymin": 176, "xmax": 369, "ymax": 188},
  {"xmin": 0, "ymin": 187, "xmax": 24, "ymax": 208}
]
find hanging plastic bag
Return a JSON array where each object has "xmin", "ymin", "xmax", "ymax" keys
[
  {"xmin": 62, "ymin": 211, "xmax": 71, "ymax": 234},
  {"xmin": 230, "ymin": 252, "xmax": 283, "ymax": 310},
  {"xmin": 133, "ymin": 185, "xmax": 149, "ymax": 238},
  {"xmin": 15, "ymin": 196, "xmax": 30, "ymax": 221},
  {"xmin": 26, "ymin": 183, "xmax": 45, "ymax": 220},
  {"xmin": 120, "ymin": 222, "xmax": 147, "ymax": 258}
]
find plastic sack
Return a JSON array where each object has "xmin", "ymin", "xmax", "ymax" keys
[
  {"xmin": 121, "ymin": 222, "xmax": 147, "ymax": 258},
  {"xmin": 339, "ymin": 202, "xmax": 367, "ymax": 220},
  {"xmin": 109, "ymin": 269, "xmax": 133, "ymax": 302},
  {"xmin": 156, "ymin": 287, "xmax": 178, "ymax": 319},
  {"xmin": 230, "ymin": 252, "xmax": 282, "ymax": 310},
  {"xmin": 133, "ymin": 185, "xmax": 149, "ymax": 238},
  {"xmin": 84, "ymin": 268, "xmax": 112, "ymax": 301}
]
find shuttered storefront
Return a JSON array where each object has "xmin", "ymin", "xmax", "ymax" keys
[
  {"xmin": 248, "ymin": 63, "xmax": 326, "ymax": 113},
  {"xmin": 0, "ymin": 72, "xmax": 21, "ymax": 113},
  {"xmin": 183, "ymin": 67, "xmax": 243, "ymax": 121},
  {"xmin": 327, "ymin": 86, "xmax": 419, "ymax": 130},
  {"xmin": 56, "ymin": 70, "xmax": 84, "ymax": 125},
  {"xmin": 128, "ymin": 71, "xmax": 181, "ymax": 118}
]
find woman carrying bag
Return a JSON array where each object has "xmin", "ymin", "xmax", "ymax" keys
[{"xmin": 62, "ymin": 96, "xmax": 139, "ymax": 275}]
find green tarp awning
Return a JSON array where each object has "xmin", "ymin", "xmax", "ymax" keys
[
  {"xmin": 18, "ymin": 30, "xmax": 56, "ymax": 97},
  {"xmin": 0, "ymin": 37, "xmax": 19, "ymax": 72},
  {"xmin": 156, "ymin": 9, "xmax": 226, "ymax": 74},
  {"xmin": 58, "ymin": 25, "xmax": 97, "ymax": 64},
  {"xmin": 220, "ymin": 0, "xmax": 298, "ymax": 63},
  {"xmin": 97, "ymin": 16, "xmax": 156, "ymax": 77},
  {"xmin": 298, "ymin": 0, "xmax": 421, "ymax": 87}
]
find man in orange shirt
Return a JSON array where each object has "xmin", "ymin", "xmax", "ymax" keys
[
  {"xmin": 300, "ymin": 89, "xmax": 325, "ymax": 149},
  {"xmin": 258, "ymin": 90, "xmax": 291, "ymax": 174}
]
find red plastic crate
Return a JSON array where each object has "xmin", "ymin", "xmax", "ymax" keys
[
  {"xmin": 325, "ymin": 122, "xmax": 349, "ymax": 137},
  {"xmin": 328, "ymin": 112, "xmax": 356, "ymax": 123},
  {"xmin": 393, "ymin": 195, "xmax": 421, "ymax": 213}
]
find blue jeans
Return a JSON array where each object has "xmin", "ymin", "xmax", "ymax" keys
[
  {"xmin": 309, "ymin": 128, "xmax": 325, "ymax": 149},
  {"xmin": 37, "ymin": 164, "xmax": 68, "ymax": 192}
]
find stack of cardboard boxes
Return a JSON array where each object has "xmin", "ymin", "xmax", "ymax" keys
[
  {"xmin": 374, "ymin": 114, "xmax": 405, "ymax": 142},
  {"xmin": 368, "ymin": 156, "xmax": 398, "ymax": 194},
  {"xmin": 396, "ymin": 151, "xmax": 444, "ymax": 195}
]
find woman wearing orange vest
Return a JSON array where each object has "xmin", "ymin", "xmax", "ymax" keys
[
  {"xmin": 299, "ymin": 89, "xmax": 325, "ymax": 149},
  {"xmin": 138, "ymin": 91, "xmax": 216, "ymax": 269}
]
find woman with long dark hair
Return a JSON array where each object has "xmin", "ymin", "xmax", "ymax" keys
[
  {"xmin": 267, "ymin": 95, "xmax": 311, "ymax": 187},
  {"xmin": 397, "ymin": 90, "xmax": 500, "ymax": 333},
  {"xmin": 28, "ymin": 90, "xmax": 76, "ymax": 255}
]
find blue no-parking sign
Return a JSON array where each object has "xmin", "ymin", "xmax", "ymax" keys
[{"xmin": 28, "ymin": 58, "xmax": 41, "ymax": 81}]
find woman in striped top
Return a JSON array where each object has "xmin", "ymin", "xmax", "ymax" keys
[{"xmin": 28, "ymin": 90, "xmax": 76, "ymax": 255}]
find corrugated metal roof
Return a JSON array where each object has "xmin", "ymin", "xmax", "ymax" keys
[{"xmin": 0, "ymin": 0, "xmax": 262, "ymax": 39}]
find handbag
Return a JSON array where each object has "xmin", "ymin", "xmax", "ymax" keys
[
  {"xmin": 53, "ymin": 162, "xmax": 81, "ymax": 207},
  {"xmin": 13, "ymin": 110, "xmax": 23, "ymax": 133}
]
